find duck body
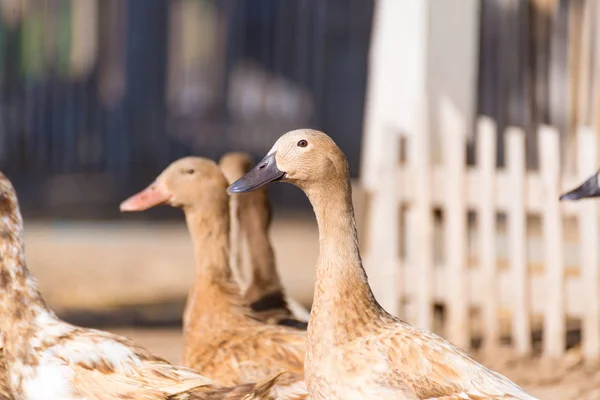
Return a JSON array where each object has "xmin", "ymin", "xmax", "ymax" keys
[
  {"xmin": 228, "ymin": 129, "xmax": 537, "ymax": 400},
  {"xmin": 0, "ymin": 171, "xmax": 299, "ymax": 400},
  {"xmin": 121, "ymin": 157, "xmax": 307, "ymax": 391},
  {"xmin": 7, "ymin": 319, "xmax": 208, "ymax": 400},
  {"xmin": 307, "ymin": 317, "xmax": 534, "ymax": 400},
  {"xmin": 180, "ymin": 279, "xmax": 305, "ymax": 386}
]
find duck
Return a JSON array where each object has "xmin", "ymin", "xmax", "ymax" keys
[
  {"xmin": 120, "ymin": 157, "xmax": 307, "ymax": 389},
  {"xmin": 227, "ymin": 129, "xmax": 538, "ymax": 400},
  {"xmin": 0, "ymin": 171, "xmax": 303, "ymax": 400},
  {"xmin": 559, "ymin": 169, "xmax": 600, "ymax": 200},
  {"xmin": 219, "ymin": 152, "xmax": 309, "ymax": 329}
]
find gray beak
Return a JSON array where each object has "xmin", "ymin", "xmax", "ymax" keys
[
  {"xmin": 227, "ymin": 152, "xmax": 285, "ymax": 194},
  {"xmin": 560, "ymin": 172, "xmax": 600, "ymax": 201}
]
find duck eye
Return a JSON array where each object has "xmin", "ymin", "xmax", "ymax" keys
[
  {"xmin": 297, "ymin": 139, "xmax": 308, "ymax": 148},
  {"xmin": 185, "ymin": 169, "xmax": 195, "ymax": 175}
]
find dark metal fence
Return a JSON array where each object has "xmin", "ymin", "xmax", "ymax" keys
[{"xmin": 0, "ymin": 0, "xmax": 374, "ymax": 218}]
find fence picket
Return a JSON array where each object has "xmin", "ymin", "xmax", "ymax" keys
[
  {"xmin": 577, "ymin": 127, "xmax": 600, "ymax": 366},
  {"xmin": 442, "ymin": 101, "xmax": 469, "ymax": 349},
  {"xmin": 477, "ymin": 116, "xmax": 498, "ymax": 349},
  {"xmin": 506, "ymin": 126, "xmax": 531, "ymax": 354},
  {"xmin": 411, "ymin": 107, "xmax": 434, "ymax": 330},
  {"xmin": 364, "ymin": 130, "xmax": 401, "ymax": 316},
  {"xmin": 539, "ymin": 125, "xmax": 565, "ymax": 358}
]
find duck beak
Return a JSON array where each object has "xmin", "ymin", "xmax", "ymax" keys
[
  {"xmin": 560, "ymin": 172, "xmax": 600, "ymax": 201},
  {"xmin": 120, "ymin": 180, "xmax": 172, "ymax": 211},
  {"xmin": 227, "ymin": 153, "xmax": 285, "ymax": 194}
]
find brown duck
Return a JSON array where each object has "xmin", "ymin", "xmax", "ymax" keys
[
  {"xmin": 120, "ymin": 157, "xmax": 307, "ymax": 392},
  {"xmin": 228, "ymin": 129, "xmax": 538, "ymax": 400},
  {"xmin": 219, "ymin": 152, "xmax": 309, "ymax": 329}
]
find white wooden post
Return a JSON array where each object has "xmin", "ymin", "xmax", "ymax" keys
[
  {"xmin": 540, "ymin": 125, "xmax": 565, "ymax": 358},
  {"xmin": 506, "ymin": 127, "xmax": 531, "ymax": 355},
  {"xmin": 411, "ymin": 105, "xmax": 434, "ymax": 330},
  {"xmin": 442, "ymin": 99, "xmax": 469, "ymax": 349},
  {"xmin": 577, "ymin": 127, "xmax": 600, "ymax": 366},
  {"xmin": 361, "ymin": 0, "xmax": 480, "ymax": 333},
  {"xmin": 360, "ymin": 0, "xmax": 429, "ymax": 317},
  {"xmin": 477, "ymin": 116, "xmax": 498, "ymax": 349},
  {"xmin": 361, "ymin": 0, "xmax": 429, "ymax": 191},
  {"xmin": 364, "ymin": 131, "xmax": 400, "ymax": 316}
]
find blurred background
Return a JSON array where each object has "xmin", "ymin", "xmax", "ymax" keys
[
  {"xmin": 0, "ymin": 0, "xmax": 372, "ymax": 216},
  {"xmin": 2, "ymin": 0, "xmax": 600, "ymax": 397}
]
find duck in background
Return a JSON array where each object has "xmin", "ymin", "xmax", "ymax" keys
[
  {"xmin": 120, "ymin": 157, "xmax": 307, "ymax": 394},
  {"xmin": 0, "ymin": 171, "xmax": 301, "ymax": 400},
  {"xmin": 559, "ymin": 169, "xmax": 600, "ymax": 201},
  {"xmin": 228, "ymin": 129, "xmax": 538, "ymax": 400},
  {"xmin": 219, "ymin": 152, "xmax": 309, "ymax": 329}
]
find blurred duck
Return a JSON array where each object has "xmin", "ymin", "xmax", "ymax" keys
[
  {"xmin": 560, "ymin": 169, "xmax": 600, "ymax": 201},
  {"xmin": 219, "ymin": 152, "xmax": 309, "ymax": 328},
  {"xmin": 228, "ymin": 129, "xmax": 538, "ymax": 400},
  {"xmin": 0, "ymin": 171, "xmax": 301, "ymax": 400},
  {"xmin": 120, "ymin": 157, "xmax": 307, "ymax": 391}
]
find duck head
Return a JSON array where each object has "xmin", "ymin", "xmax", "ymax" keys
[
  {"xmin": 227, "ymin": 129, "xmax": 348, "ymax": 194},
  {"xmin": 560, "ymin": 170, "xmax": 600, "ymax": 201},
  {"xmin": 120, "ymin": 157, "xmax": 229, "ymax": 212}
]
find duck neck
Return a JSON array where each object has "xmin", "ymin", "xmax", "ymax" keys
[
  {"xmin": 182, "ymin": 199, "xmax": 248, "ymax": 329},
  {"xmin": 185, "ymin": 202, "xmax": 233, "ymax": 284},
  {"xmin": 305, "ymin": 179, "xmax": 383, "ymax": 344},
  {"xmin": 0, "ymin": 209, "xmax": 59, "ymax": 367},
  {"xmin": 239, "ymin": 189, "xmax": 284, "ymax": 303}
]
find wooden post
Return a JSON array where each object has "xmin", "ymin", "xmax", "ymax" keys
[
  {"xmin": 442, "ymin": 99, "xmax": 469, "ymax": 349},
  {"xmin": 360, "ymin": 1, "xmax": 428, "ymax": 191},
  {"xmin": 506, "ymin": 126, "xmax": 531, "ymax": 355},
  {"xmin": 477, "ymin": 116, "xmax": 498, "ymax": 350},
  {"xmin": 577, "ymin": 127, "xmax": 600, "ymax": 366},
  {"xmin": 540, "ymin": 125, "xmax": 565, "ymax": 358},
  {"xmin": 411, "ymin": 104, "xmax": 434, "ymax": 330},
  {"xmin": 361, "ymin": 0, "xmax": 479, "ymax": 330},
  {"xmin": 365, "ymin": 130, "xmax": 400, "ymax": 316}
]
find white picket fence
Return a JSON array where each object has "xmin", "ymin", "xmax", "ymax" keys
[{"xmin": 362, "ymin": 117, "xmax": 600, "ymax": 363}]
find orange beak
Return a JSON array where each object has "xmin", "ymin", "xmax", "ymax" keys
[{"xmin": 120, "ymin": 181, "xmax": 172, "ymax": 212}]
